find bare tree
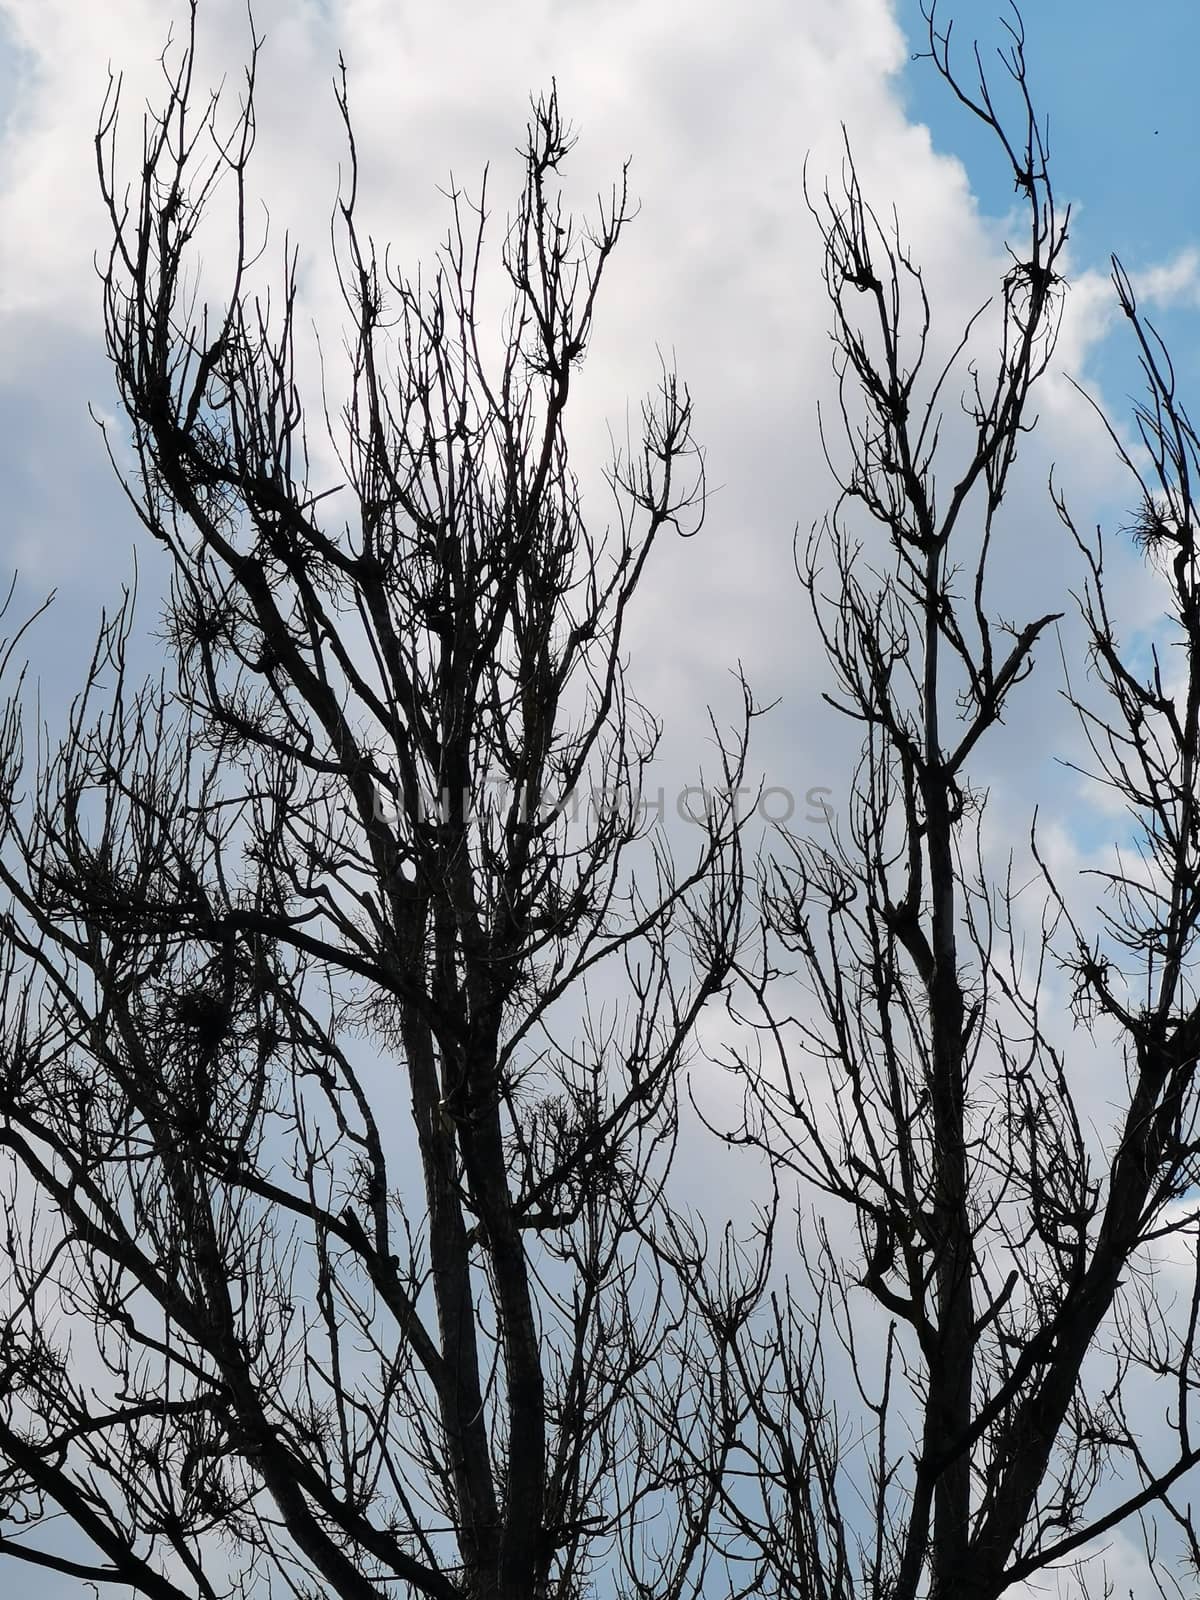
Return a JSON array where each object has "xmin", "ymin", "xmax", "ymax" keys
[
  {"xmin": 703, "ymin": 6, "xmax": 1200, "ymax": 1598},
  {"xmin": 0, "ymin": 11, "xmax": 751, "ymax": 1598}
]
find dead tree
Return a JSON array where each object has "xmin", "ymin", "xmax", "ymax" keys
[
  {"xmin": 0, "ymin": 10, "xmax": 750, "ymax": 1598},
  {"xmin": 706, "ymin": 7, "xmax": 1200, "ymax": 1598}
]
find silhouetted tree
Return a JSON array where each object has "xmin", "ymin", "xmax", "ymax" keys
[
  {"xmin": 706, "ymin": 7, "xmax": 1200, "ymax": 1598},
  {"xmin": 0, "ymin": 10, "xmax": 751, "ymax": 1597}
]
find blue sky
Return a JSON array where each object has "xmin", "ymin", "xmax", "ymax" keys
[
  {"xmin": 898, "ymin": 0, "xmax": 1200, "ymax": 269},
  {"xmin": 897, "ymin": 0, "xmax": 1200, "ymax": 399}
]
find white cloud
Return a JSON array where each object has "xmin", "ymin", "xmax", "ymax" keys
[
  {"xmin": 1134, "ymin": 245, "xmax": 1200, "ymax": 309},
  {"xmin": 1007, "ymin": 1525, "xmax": 1159, "ymax": 1600}
]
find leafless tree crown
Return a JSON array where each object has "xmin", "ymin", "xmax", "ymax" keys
[
  {"xmin": 0, "ymin": 10, "xmax": 749, "ymax": 1598},
  {"xmin": 708, "ymin": 7, "xmax": 1200, "ymax": 1598}
]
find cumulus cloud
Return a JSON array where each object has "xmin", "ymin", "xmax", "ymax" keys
[
  {"xmin": 0, "ymin": 0, "xmax": 1161, "ymax": 826},
  {"xmin": 1134, "ymin": 245, "xmax": 1200, "ymax": 309}
]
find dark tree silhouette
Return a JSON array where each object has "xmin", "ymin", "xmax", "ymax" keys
[
  {"xmin": 699, "ymin": 7, "xmax": 1200, "ymax": 1599},
  {"xmin": 0, "ymin": 10, "xmax": 751, "ymax": 1598}
]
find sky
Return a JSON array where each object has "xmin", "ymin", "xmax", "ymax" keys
[{"xmin": 0, "ymin": 0, "xmax": 1198, "ymax": 1594}]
